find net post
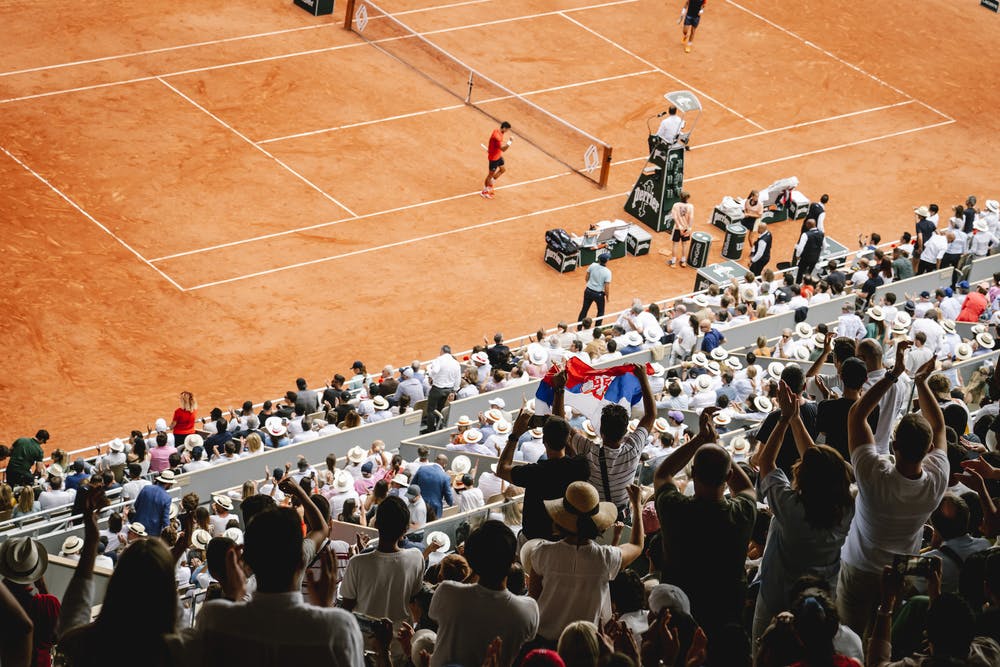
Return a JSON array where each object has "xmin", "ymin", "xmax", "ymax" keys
[
  {"xmin": 344, "ymin": 0, "xmax": 357, "ymax": 29},
  {"xmin": 598, "ymin": 145, "xmax": 613, "ymax": 189}
]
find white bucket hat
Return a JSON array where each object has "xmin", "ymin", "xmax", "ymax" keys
[
  {"xmin": 767, "ymin": 362, "xmax": 785, "ymax": 380},
  {"xmin": 212, "ymin": 495, "xmax": 233, "ymax": 511},
  {"xmin": 710, "ymin": 347, "xmax": 729, "ymax": 361},
  {"xmin": 191, "ymin": 529, "xmax": 211, "ymax": 551},
  {"xmin": 372, "ymin": 396, "xmax": 389, "ymax": 411},
  {"xmin": 223, "ymin": 527, "xmax": 244, "ymax": 545},
  {"xmin": 347, "ymin": 446, "xmax": 366, "ymax": 464},
  {"xmin": 795, "ymin": 322, "xmax": 813, "ymax": 338},
  {"xmin": 450, "ymin": 455, "xmax": 472, "ymax": 475},
  {"xmin": 332, "ymin": 470, "xmax": 354, "ymax": 493},
  {"xmin": 527, "ymin": 344, "xmax": 548, "ymax": 366},
  {"xmin": 61, "ymin": 536, "xmax": 84, "ymax": 556},
  {"xmin": 426, "ymin": 531, "xmax": 451, "ymax": 553},
  {"xmin": 265, "ymin": 417, "xmax": 287, "ymax": 437},
  {"xmin": 753, "ymin": 396, "xmax": 773, "ymax": 413},
  {"xmin": 696, "ymin": 374, "xmax": 714, "ymax": 390}
]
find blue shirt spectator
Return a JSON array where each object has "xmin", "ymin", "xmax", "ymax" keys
[
  {"xmin": 411, "ymin": 463, "xmax": 455, "ymax": 519},
  {"xmin": 131, "ymin": 472, "xmax": 174, "ymax": 537},
  {"xmin": 701, "ymin": 326, "xmax": 725, "ymax": 353}
]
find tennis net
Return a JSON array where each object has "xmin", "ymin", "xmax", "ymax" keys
[{"xmin": 344, "ymin": 0, "xmax": 613, "ymax": 188}]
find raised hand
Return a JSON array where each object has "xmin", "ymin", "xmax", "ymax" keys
[
  {"xmin": 893, "ymin": 340, "xmax": 912, "ymax": 375},
  {"xmin": 913, "ymin": 355, "xmax": 938, "ymax": 384}
]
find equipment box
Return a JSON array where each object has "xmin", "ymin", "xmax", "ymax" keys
[
  {"xmin": 544, "ymin": 248, "xmax": 578, "ymax": 273},
  {"xmin": 789, "ymin": 191, "xmax": 811, "ymax": 220},
  {"xmin": 711, "ymin": 205, "xmax": 740, "ymax": 231},
  {"xmin": 626, "ymin": 226, "xmax": 652, "ymax": 256}
]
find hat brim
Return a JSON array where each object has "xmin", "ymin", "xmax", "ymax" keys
[
  {"xmin": 0, "ymin": 540, "xmax": 48, "ymax": 585},
  {"xmin": 543, "ymin": 498, "xmax": 618, "ymax": 535}
]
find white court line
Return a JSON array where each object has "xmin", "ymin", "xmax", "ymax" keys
[
  {"xmin": 0, "ymin": 145, "xmax": 184, "ymax": 291},
  {"xmin": 723, "ymin": 0, "xmax": 955, "ymax": 123},
  {"xmin": 0, "ymin": 0, "xmax": 638, "ymax": 105},
  {"xmin": 611, "ymin": 100, "xmax": 917, "ymax": 168},
  {"xmin": 151, "ymin": 99, "xmax": 916, "ymax": 263},
  {"xmin": 177, "ymin": 119, "xmax": 954, "ymax": 290},
  {"xmin": 0, "ymin": 24, "xmax": 332, "ymax": 79},
  {"xmin": 149, "ymin": 166, "xmax": 582, "ymax": 262},
  {"xmin": 558, "ymin": 12, "xmax": 767, "ymax": 131},
  {"xmin": 257, "ymin": 68, "xmax": 656, "ymax": 144},
  {"xmin": 157, "ymin": 77, "xmax": 358, "ymax": 218},
  {"xmin": 0, "ymin": 0, "xmax": 493, "ymax": 79},
  {"xmin": 181, "ymin": 190, "xmax": 627, "ymax": 290},
  {"xmin": 682, "ymin": 119, "xmax": 956, "ymax": 183}
]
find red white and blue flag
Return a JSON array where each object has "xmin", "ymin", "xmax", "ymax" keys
[{"xmin": 535, "ymin": 357, "xmax": 650, "ymax": 430}]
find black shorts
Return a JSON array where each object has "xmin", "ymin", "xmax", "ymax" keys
[
  {"xmin": 672, "ymin": 228, "xmax": 687, "ymax": 242},
  {"xmin": 684, "ymin": 14, "xmax": 700, "ymax": 27},
  {"xmin": 489, "ymin": 157, "xmax": 505, "ymax": 171}
]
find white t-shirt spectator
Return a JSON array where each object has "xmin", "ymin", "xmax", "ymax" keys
[
  {"xmin": 841, "ymin": 445, "xmax": 949, "ymax": 573},
  {"xmin": 340, "ymin": 549, "xmax": 425, "ymax": 626},
  {"xmin": 457, "ymin": 488, "xmax": 485, "ymax": 513},
  {"xmin": 39, "ymin": 488, "xmax": 76, "ymax": 510},
  {"xmin": 532, "ymin": 540, "xmax": 622, "ymax": 640},
  {"xmin": 477, "ymin": 471, "xmax": 505, "ymax": 502},
  {"xmin": 408, "ymin": 498, "xmax": 427, "ymax": 530},
  {"xmin": 429, "ymin": 581, "xmax": 539, "ymax": 667},
  {"xmin": 193, "ymin": 592, "xmax": 365, "ymax": 666}
]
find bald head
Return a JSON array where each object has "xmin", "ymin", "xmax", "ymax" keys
[
  {"xmin": 804, "ymin": 219, "xmax": 817, "ymax": 230},
  {"xmin": 691, "ymin": 444, "xmax": 732, "ymax": 488}
]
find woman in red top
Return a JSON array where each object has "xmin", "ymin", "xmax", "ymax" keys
[{"xmin": 169, "ymin": 391, "xmax": 197, "ymax": 448}]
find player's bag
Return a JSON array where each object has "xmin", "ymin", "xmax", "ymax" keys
[{"xmin": 545, "ymin": 228, "xmax": 578, "ymax": 254}]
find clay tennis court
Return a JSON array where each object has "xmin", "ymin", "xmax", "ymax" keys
[{"xmin": 2, "ymin": 0, "xmax": 998, "ymax": 448}]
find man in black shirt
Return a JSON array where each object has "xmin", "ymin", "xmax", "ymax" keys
[
  {"xmin": 485, "ymin": 332, "xmax": 513, "ymax": 371},
  {"xmin": 815, "ymin": 357, "xmax": 878, "ymax": 461},
  {"xmin": 751, "ymin": 363, "xmax": 818, "ymax": 475},
  {"xmin": 795, "ymin": 219, "xmax": 825, "ymax": 280},
  {"xmin": 964, "ymin": 195, "xmax": 978, "ymax": 234},
  {"xmin": 497, "ymin": 379, "xmax": 589, "ymax": 542}
]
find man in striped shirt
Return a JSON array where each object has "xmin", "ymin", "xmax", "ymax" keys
[{"xmin": 570, "ymin": 364, "xmax": 656, "ymax": 524}]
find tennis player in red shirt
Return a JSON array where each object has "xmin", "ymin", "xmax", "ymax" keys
[{"xmin": 481, "ymin": 121, "xmax": 513, "ymax": 199}]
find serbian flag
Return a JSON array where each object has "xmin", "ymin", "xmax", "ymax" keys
[{"xmin": 535, "ymin": 357, "xmax": 650, "ymax": 430}]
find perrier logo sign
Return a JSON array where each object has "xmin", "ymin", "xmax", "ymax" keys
[{"xmin": 631, "ymin": 180, "xmax": 660, "ymax": 218}]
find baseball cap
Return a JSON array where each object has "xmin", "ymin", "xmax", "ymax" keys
[
  {"xmin": 648, "ymin": 583, "xmax": 692, "ymax": 616},
  {"xmin": 406, "ymin": 484, "xmax": 421, "ymax": 499}
]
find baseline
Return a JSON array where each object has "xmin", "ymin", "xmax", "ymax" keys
[
  {"xmin": 0, "ymin": 0, "xmax": 639, "ymax": 105},
  {"xmin": 724, "ymin": 0, "xmax": 954, "ymax": 122},
  {"xmin": 174, "ymin": 118, "xmax": 954, "ymax": 291},
  {"xmin": 0, "ymin": 146, "xmax": 183, "ymax": 291},
  {"xmin": 558, "ymin": 12, "xmax": 766, "ymax": 131}
]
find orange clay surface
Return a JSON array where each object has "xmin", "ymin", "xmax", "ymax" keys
[{"xmin": 2, "ymin": 0, "xmax": 999, "ymax": 452}]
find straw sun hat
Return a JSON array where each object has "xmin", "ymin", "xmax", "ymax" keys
[{"xmin": 544, "ymin": 482, "xmax": 617, "ymax": 536}]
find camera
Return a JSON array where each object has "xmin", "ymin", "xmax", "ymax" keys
[{"xmin": 892, "ymin": 554, "xmax": 941, "ymax": 579}]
